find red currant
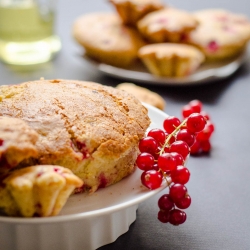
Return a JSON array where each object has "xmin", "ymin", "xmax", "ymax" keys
[
  {"xmin": 169, "ymin": 183, "xmax": 187, "ymax": 202},
  {"xmin": 186, "ymin": 113, "xmax": 206, "ymax": 133},
  {"xmin": 158, "ymin": 210, "xmax": 170, "ymax": 223},
  {"xmin": 170, "ymin": 152, "xmax": 184, "ymax": 166},
  {"xmin": 169, "ymin": 140, "xmax": 190, "ymax": 160},
  {"xmin": 171, "ymin": 165, "xmax": 190, "ymax": 184},
  {"xmin": 139, "ymin": 136, "xmax": 158, "ymax": 155},
  {"xmin": 158, "ymin": 153, "xmax": 177, "ymax": 172},
  {"xmin": 169, "ymin": 209, "xmax": 187, "ymax": 225},
  {"xmin": 136, "ymin": 152, "xmax": 155, "ymax": 171},
  {"xmin": 158, "ymin": 194, "xmax": 174, "ymax": 211},
  {"xmin": 163, "ymin": 116, "xmax": 181, "ymax": 133},
  {"xmin": 141, "ymin": 170, "xmax": 163, "ymax": 190},
  {"xmin": 182, "ymin": 104, "xmax": 194, "ymax": 118},
  {"xmin": 189, "ymin": 100, "xmax": 202, "ymax": 113},
  {"xmin": 148, "ymin": 128, "xmax": 166, "ymax": 146},
  {"xmin": 200, "ymin": 140, "xmax": 211, "ymax": 153},
  {"xmin": 175, "ymin": 194, "xmax": 191, "ymax": 209},
  {"xmin": 176, "ymin": 129, "xmax": 195, "ymax": 147},
  {"xmin": 190, "ymin": 139, "xmax": 201, "ymax": 155}
]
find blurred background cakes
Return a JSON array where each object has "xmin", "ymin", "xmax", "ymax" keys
[
  {"xmin": 138, "ymin": 43, "xmax": 205, "ymax": 77},
  {"xmin": 109, "ymin": 0, "xmax": 164, "ymax": 26}
]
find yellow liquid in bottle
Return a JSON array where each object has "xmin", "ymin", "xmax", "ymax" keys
[{"xmin": 0, "ymin": 1, "xmax": 61, "ymax": 65}]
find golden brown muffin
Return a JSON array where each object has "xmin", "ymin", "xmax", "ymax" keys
[
  {"xmin": 0, "ymin": 165, "xmax": 83, "ymax": 217},
  {"xmin": 73, "ymin": 12, "xmax": 146, "ymax": 67},
  {"xmin": 0, "ymin": 116, "xmax": 38, "ymax": 176},
  {"xmin": 137, "ymin": 8, "xmax": 198, "ymax": 43},
  {"xmin": 116, "ymin": 83, "xmax": 166, "ymax": 110},
  {"xmin": 186, "ymin": 9, "xmax": 250, "ymax": 60},
  {"xmin": 0, "ymin": 79, "xmax": 150, "ymax": 193},
  {"xmin": 138, "ymin": 43, "xmax": 205, "ymax": 77},
  {"xmin": 109, "ymin": 0, "xmax": 164, "ymax": 26}
]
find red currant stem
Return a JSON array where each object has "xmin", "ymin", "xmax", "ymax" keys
[{"xmin": 159, "ymin": 118, "xmax": 188, "ymax": 155}]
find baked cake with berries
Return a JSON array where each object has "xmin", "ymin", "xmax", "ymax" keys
[
  {"xmin": 73, "ymin": 12, "xmax": 146, "ymax": 67},
  {"xmin": 109, "ymin": 0, "xmax": 164, "ymax": 26},
  {"xmin": 137, "ymin": 8, "xmax": 198, "ymax": 43},
  {"xmin": 0, "ymin": 116, "xmax": 38, "ymax": 176},
  {"xmin": 186, "ymin": 9, "xmax": 250, "ymax": 60},
  {"xmin": 138, "ymin": 43, "xmax": 205, "ymax": 77},
  {"xmin": 0, "ymin": 165, "xmax": 83, "ymax": 217},
  {"xmin": 0, "ymin": 79, "xmax": 150, "ymax": 193}
]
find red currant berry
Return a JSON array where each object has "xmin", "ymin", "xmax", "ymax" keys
[
  {"xmin": 182, "ymin": 104, "xmax": 194, "ymax": 118},
  {"xmin": 186, "ymin": 113, "xmax": 206, "ymax": 133},
  {"xmin": 163, "ymin": 116, "xmax": 181, "ymax": 133},
  {"xmin": 158, "ymin": 194, "xmax": 174, "ymax": 211},
  {"xmin": 158, "ymin": 153, "xmax": 177, "ymax": 172},
  {"xmin": 206, "ymin": 120, "xmax": 215, "ymax": 133},
  {"xmin": 169, "ymin": 183, "xmax": 187, "ymax": 202},
  {"xmin": 169, "ymin": 209, "xmax": 187, "ymax": 225},
  {"xmin": 189, "ymin": 100, "xmax": 202, "ymax": 113},
  {"xmin": 136, "ymin": 152, "xmax": 155, "ymax": 171},
  {"xmin": 175, "ymin": 194, "xmax": 191, "ymax": 209},
  {"xmin": 200, "ymin": 140, "xmax": 211, "ymax": 153},
  {"xmin": 170, "ymin": 152, "xmax": 184, "ymax": 166},
  {"xmin": 171, "ymin": 165, "xmax": 190, "ymax": 184},
  {"xmin": 190, "ymin": 139, "xmax": 201, "ymax": 155},
  {"xmin": 169, "ymin": 140, "xmax": 190, "ymax": 160},
  {"xmin": 152, "ymin": 163, "xmax": 160, "ymax": 171},
  {"xmin": 196, "ymin": 124, "xmax": 213, "ymax": 141},
  {"xmin": 158, "ymin": 210, "xmax": 170, "ymax": 223},
  {"xmin": 176, "ymin": 129, "xmax": 195, "ymax": 147},
  {"xmin": 139, "ymin": 136, "xmax": 158, "ymax": 155},
  {"xmin": 141, "ymin": 170, "xmax": 163, "ymax": 190},
  {"xmin": 148, "ymin": 128, "xmax": 166, "ymax": 146}
]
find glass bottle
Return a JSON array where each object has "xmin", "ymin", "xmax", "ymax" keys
[{"xmin": 0, "ymin": 0, "xmax": 61, "ymax": 65}]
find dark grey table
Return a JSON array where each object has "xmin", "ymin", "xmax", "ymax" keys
[{"xmin": 1, "ymin": 0, "xmax": 250, "ymax": 249}]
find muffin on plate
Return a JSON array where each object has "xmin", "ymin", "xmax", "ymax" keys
[
  {"xmin": 0, "ymin": 116, "xmax": 38, "ymax": 176},
  {"xmin": 137, "ymin": 8, "xmax": 198, "ymax": 43},
  {"xmin": 109, "ymin": 0, "xmax": 164, "ymax": 26},
  {"xmin": 0, "ymin": 79, "xmax": 150, "ymax": 193},
  {"xmin": 73, "ymin": 12, "xmax": 146, "ymax": 67},
  {"xmin": 186, "ymin": 9, "xmax": 250, "ymax": 60},
  {"xmin": 116, "ymin": 82, "xmax": 166, "ymax": 110},
  {"xmin": 138, "ymin": 43, "xmax": 205, "ymax": 77},
  {"xmin": 0, "ymin": 165, "xmax": 83, "ymax": 217}
]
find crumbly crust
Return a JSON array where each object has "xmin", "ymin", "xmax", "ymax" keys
[
  {"xmin": 137, "ymin": 8, "xmax": 198, "ymax": 43},
  {"xmin": 109, "ymin": 0, "xmax": 164, "ymax": 26},
  {"xmin": 138, "ymin": 43, "xmax": 205, "ymax": 77},
  {"xmin": 73, "ymin": 12, "xmax": 146, "ymax": 67},
  {"xmin": 0, "ymin": 80, "xmax": 150, "ymax": 192},
  {"xmin": 187, "ymin": 9, "xmax": 250, "ymax": 60},
  {"xmin": 0, "ymin": 116, "xmax": 38, "ymax": 175},
  {"xmin": 0, "ymin": 165, "xmax": 83, "ymax": 217},
  {"xmin": 116, "ymin": 83, "xmax": 166, "ymax": 110}
]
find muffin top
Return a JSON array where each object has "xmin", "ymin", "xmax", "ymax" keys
[
  {"xmin": 0, "ymin": 80, "xmax": 150, "ymax": 166},
  {"xmin": 188, "ymin": 9, "xmax": 250, "ymax": 47},
  {"xmin": 73, "ymin": 12, "xmax": 145, "ymax": 53}
]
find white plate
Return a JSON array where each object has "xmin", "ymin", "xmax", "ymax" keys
[
  {"xmin": 0, "ymin": 103, "xmax": 169, "ymax": 250},
  {"xmin": 84, "ymin": 47, "xmax": 249, "ymax": 86}
]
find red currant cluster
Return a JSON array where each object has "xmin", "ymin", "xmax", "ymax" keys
[
  {"xmin": 136, "ymin": 102, "xmax": 209, "ymax": 226},
  {"xmin": 182, "ymin": 100, "xmax": 215, "ymax": 154}
]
